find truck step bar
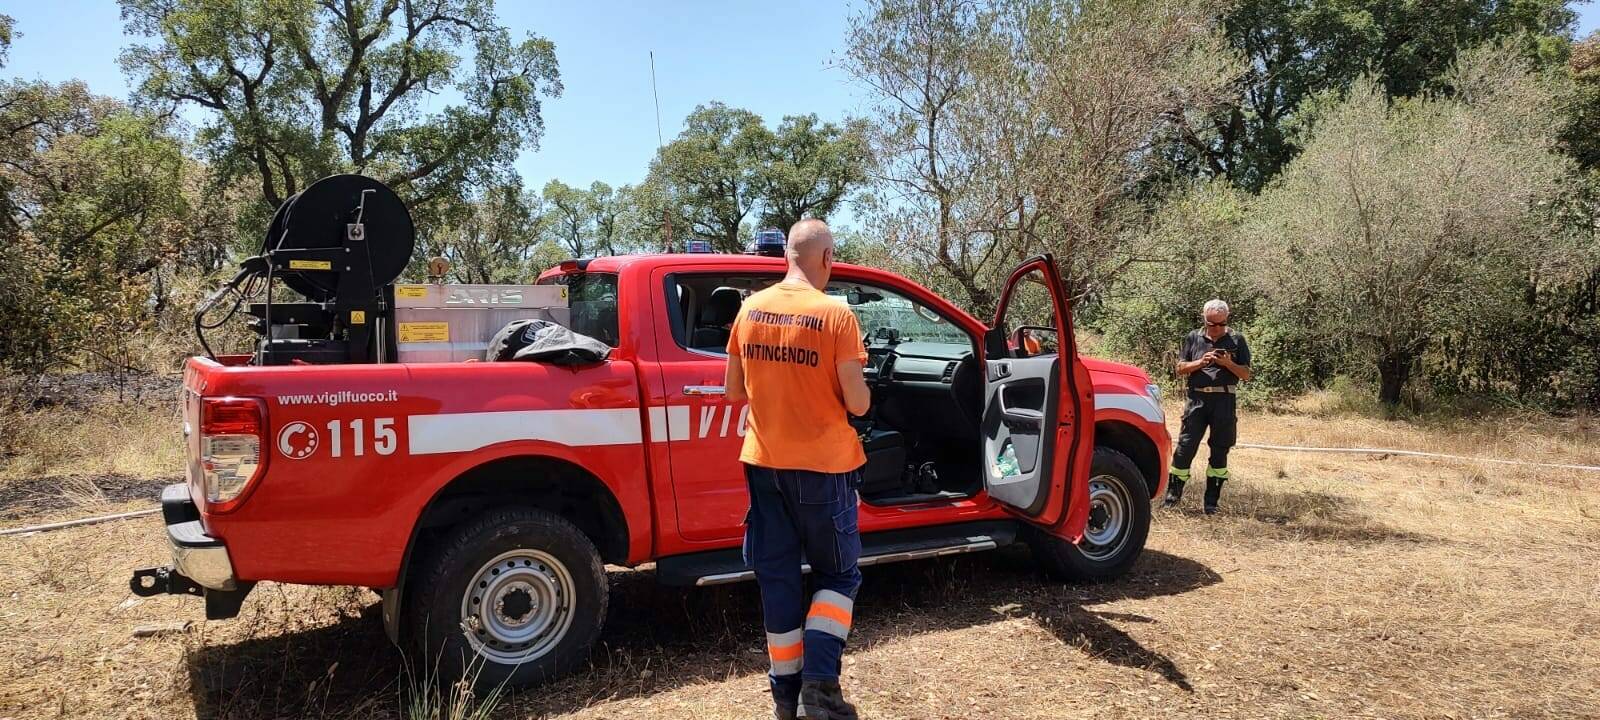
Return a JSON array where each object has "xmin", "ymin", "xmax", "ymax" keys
[{"xmin": 655, "ymin": 520, "xmax": 1019, "ymax": 587}]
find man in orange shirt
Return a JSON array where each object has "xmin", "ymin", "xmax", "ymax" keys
[{"xmin": 725, "ymin": 219, "xmax": 871, "ymax": 720}]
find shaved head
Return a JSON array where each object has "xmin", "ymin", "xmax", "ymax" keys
[{"xmin": 784, "ymin": 219, "xmax": 836, "ymax": 288}]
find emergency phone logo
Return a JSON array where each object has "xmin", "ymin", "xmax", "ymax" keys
[{"xmin": 277, "ymin": 421, "xmax": 319, "ymax": 460}]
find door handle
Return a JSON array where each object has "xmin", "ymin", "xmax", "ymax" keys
[
  {"xmin": 683, "ymin": 385, "xmax": 726, "ymax": 396},
  {"xmin": 992, "ymin": 363, "xmax": 1011, "ymax": 380}
]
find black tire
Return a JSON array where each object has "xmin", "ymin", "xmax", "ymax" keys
[
  {"xmin": 1027, "ymin": 446, "xmax": 1151, "ymax": 582},
  {"xmin": 405, "ymin": 507, "xmax": 607, "ymax": 690}
]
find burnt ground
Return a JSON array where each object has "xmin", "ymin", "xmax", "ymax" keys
[
  {"xmin": 0, "ymin": 473, "xmax": 178, "ymax": 526},
  {"xmin": 1, "ymin": 371, "xmax": 181, "ymax": 411}
]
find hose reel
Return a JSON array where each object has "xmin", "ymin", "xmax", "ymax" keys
[{"xmin": 195, "ymin": 174, "xmax": 416, "ymax": 365}]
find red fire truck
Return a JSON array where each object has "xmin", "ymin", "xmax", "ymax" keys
[{"xmin": 131, "ymin": 251, "xmax": 1170, "ymax": 688}]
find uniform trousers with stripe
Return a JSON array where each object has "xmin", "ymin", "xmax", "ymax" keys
[
  {"xmin": 1171, "ymin": 391, "xmax": 1237, "ymax": 475},
  {"xmin": 743, "ymin": 464, "xmax": 863, "ymax": 707}
]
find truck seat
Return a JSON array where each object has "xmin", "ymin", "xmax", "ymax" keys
[{"xmin": 690, "ymin": 287, "xmax": 743, "ymax": 350}]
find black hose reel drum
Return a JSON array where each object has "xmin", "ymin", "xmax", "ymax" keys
[
  {"xmin": 263, "ymin": 174, "xmax": 415, "ymax": 303},
  {"xmin": 197, "ymin": 174, "xmax": 416, "ymax": 365}
]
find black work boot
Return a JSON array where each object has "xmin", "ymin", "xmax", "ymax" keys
[
  {"xmin": 772, "ymin": 704, "xmax": 798, "ymax": 720},
  {"xmin": 1204, "ymin": 477, "xmax": 1224, "ymax": 515},
  {"xmin": 1163, "ymin": 474, "xmax": 1186, "ymax": 508},
  {"xmin": 798, "ymin": 680, "xmax": 858, "ymax": 720}
]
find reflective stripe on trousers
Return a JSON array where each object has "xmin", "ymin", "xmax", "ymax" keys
[{"xmin": 743, "ymin": 464, "xmax": 863, "ymax": 707}]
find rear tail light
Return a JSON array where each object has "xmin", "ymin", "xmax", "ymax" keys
[{"xmin": 201, "ymin": 397, "xmax": 266, "ymax": 508}]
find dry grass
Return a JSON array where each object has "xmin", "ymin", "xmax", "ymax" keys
[
  {"xmin": 0, "ymin": 398, "xmax": 1597, "ymax": 719},
  {"xmin": 0, "ymin": 396, "xmax": 184, "ymax": 483}
]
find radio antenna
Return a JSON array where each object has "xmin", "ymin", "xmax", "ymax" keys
[{"xmin": 650, "ymin": 51, "xmax": 674, "ymax": 251}]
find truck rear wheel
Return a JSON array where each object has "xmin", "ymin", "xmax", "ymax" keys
[
  {"xmin": 1027, "ymin": 446, "xmax": 1151, "ymax": 582},
  {"xmin": 407, "ymin": 507, "xmax": 607, "ymax": 689}
]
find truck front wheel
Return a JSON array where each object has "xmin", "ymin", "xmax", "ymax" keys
[
  {"xmin": 1027, "ymin": 446, "xmax": 1151, "ymax": 582},
  {"xmin": 407, "ymin": 507, "xmax": 607, "ymax": 689}
]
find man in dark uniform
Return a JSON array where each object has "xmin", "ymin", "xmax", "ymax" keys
[{"xmin": 1165, "ymin": 299, "xmax": 1252, "ymax": 514}]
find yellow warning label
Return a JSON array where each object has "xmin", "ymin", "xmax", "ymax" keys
[
  {"xmin": 395, "ymin": 285, "xmax": 429, "ymax": 299},
  {"xmin": 288, "ymin": 260, "xmax": 332, "ymax": 271},
  {"xmin": 398, "ymin": 322, "xmax": 449, "ymax": 343},
  {"xmin": 350, "ymin": 310, "xmax": 366, "ymax": 325},
  {"xmin": 560, "ymin": 286, "xmax": 569, "ymax": 300}
]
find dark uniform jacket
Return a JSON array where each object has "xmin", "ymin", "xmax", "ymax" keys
[{"xmin": 1180, "ymin": 329, "xmax": 1251, "ymax": 390}]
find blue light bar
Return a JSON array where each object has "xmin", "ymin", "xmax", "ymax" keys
[{"xmin": 752, "ymin": 229, "xmax": 786, "ymax": 256}]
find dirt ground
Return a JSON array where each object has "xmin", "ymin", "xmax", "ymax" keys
[{"xmin": 1, "ymin": 397, "xmax": 1597, "ymax": 719}]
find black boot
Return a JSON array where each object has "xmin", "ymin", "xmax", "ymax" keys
[
  {"xmin": 1204, "ymin": 477, "xmax": 1224, "ymax": 515},
  {"xmin": 1163, "ymin": 475, "xmax": 1186, "ymax": 508},
  {"xmin": 772, "ymin": 705, "xmax": 798, "ymax": 720},
  {"xmin": 798, "ymin": 680, "xmax": 858, "ymax": 720}
]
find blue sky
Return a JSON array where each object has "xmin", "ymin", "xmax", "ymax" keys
[
  {"xmin": 4, "ymin": 0, "xmax": 1599, "ymax": 197},
  {"xmin": 2, "ymin": 1, "xmax": 870, "ymax": 194}
]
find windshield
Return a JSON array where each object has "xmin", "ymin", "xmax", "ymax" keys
[{"xmin": 824, "ymin": 282, "xmax": 970, "ymax": 345}]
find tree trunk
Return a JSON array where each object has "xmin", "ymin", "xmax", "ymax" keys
[{"xmin": 1377, "ymin": 350, "xmax": 1413, "ymax": 406}]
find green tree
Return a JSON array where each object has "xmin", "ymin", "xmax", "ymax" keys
[
  {"xmin": 756, "ymin": 114, "xmax": 871, "ymax": 232},
  {"xmin": 1246, "ymin": 45, "xmax": 1571, "ymax": 405},
  {"xmin": 0, "ymin": 80, "xmax": 189, "ymax": 375},
  {"xmin": 585, "ymin": 181, "xmax": 629, "ymax": 256},
  {"xmin": 616, "ymin": 178, "xmax": 685, "ymax": 253},
  {"xmin": 1562, "ymin": 32, "xmax": 1600, "ymax": 170},
  {"xmin": 542, "ymin": 179, "xmax": 590, "ymax": 257},
  {"xmin": 844, "ymin": 0, "xmax": 999, "ymax": 312},
  {"xmin": 846, "ymin": 0, "xmax": 1239, "ymax": 313},
  {"xmin": 0, "ymin": 13, "xmax": 14, "ymax": 66},
  {"xmin": 119, "ymin": 0, "xmax": 562, "ymax": 228},
  {"xmin": 648, "ymin": 102, "xmax": 770, "ymax": 253},
  {"xmin": 1174, "ymin": 0, "xmax": 1577, "ymax": 191},
  {"xmin": 416, "ymin": 181, "xmax": 542, "ymax": 283}
]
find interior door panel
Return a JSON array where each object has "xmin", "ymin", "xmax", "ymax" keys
[{"xmin": 981, "ymin": 357, "xmax": 1059, "ymax": 513}]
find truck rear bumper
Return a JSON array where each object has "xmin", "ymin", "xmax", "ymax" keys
[{"xmin": 129, "ymin": 484, "xmax": 253, "ymax": 619}]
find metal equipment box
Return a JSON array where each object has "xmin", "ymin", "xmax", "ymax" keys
[{"xmin": 393, "ymin": 284, "xmax": 570, "ymax": 363}]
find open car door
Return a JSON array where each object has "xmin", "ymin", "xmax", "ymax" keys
[{"xmin": 980, "ymin": 255, "xmax": 1094, "ymax": 541}]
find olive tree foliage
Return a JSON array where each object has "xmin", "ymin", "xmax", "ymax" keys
[
  {"xmin": 119, "ymin": 0, "xmax": 562, "ymax": 233},
  {"xmin": 1245, "ymin": 44, "xmax": 1572, "ymax": 406},
  {"xmin": 845, "ymin": 0, "xmax": 1240, "ymax": 316}
]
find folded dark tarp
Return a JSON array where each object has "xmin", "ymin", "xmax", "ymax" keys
[{"xmin": 486, "ymin": 319, "xmax": 611, "ymax": 366}]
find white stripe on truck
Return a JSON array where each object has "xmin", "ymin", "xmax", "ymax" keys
[
  {"xmin": 1093, "ymin": 392, "xmax": 1164, "ymax": 423},
  {"xmin": 404, "ymin": 391, "xmax": 1158, "ymax": 456},
  {"xmin": 646, "ymin": 405, "xmax": 691, "ymax": 442},
  {"xmin": 407, "ymin": 408, "xmax": 642, "ymax": 455}
]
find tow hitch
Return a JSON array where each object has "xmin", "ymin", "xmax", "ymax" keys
[
  {"xmin": 130, "ymin": 566, "xmax": 203, "ymax": 598},
  {"xmin": 129, "ymin": 565, "xmax": 254, "ymax": 619}
]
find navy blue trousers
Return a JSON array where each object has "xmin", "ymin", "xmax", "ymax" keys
[{"xmin": 743, "ymin": 464, "xmax": 863, "ymax": 708}]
